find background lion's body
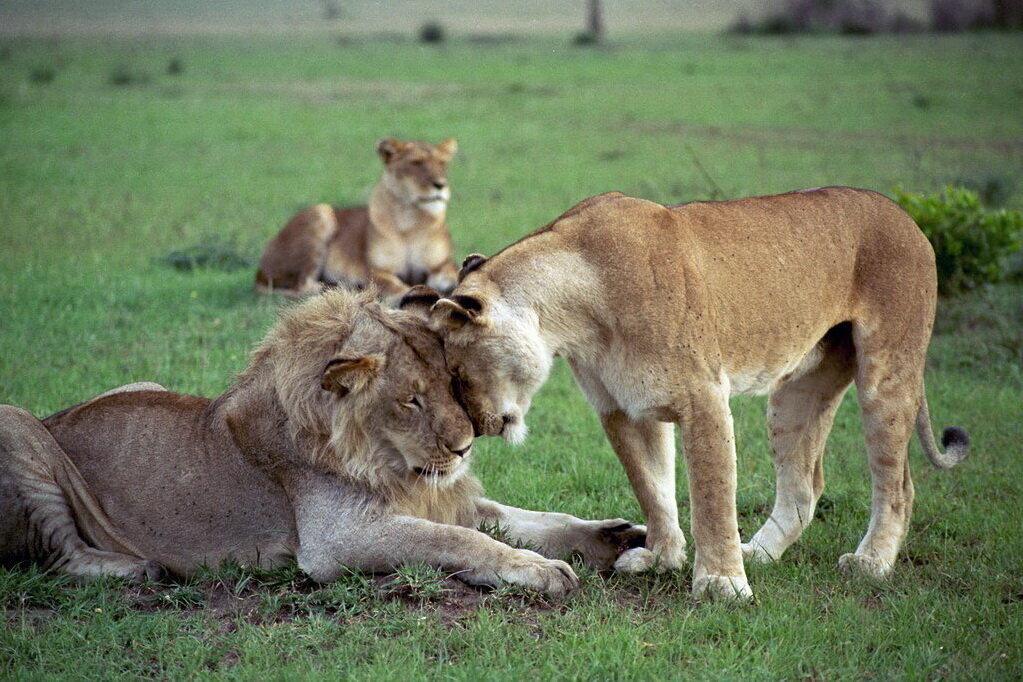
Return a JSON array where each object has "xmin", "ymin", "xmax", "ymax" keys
[{"xmin": 255, "ymin": 139, "xmax": 459, "ymax": 298}]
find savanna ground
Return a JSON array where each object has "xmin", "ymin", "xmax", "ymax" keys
[{"xmin": 1, "ymin": 5, "xmax": 1022, "ymax": 678}]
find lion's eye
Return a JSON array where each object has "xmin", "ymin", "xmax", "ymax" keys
[{"xmin": 401, "ymin": 395, "xmax": 423, "ymax": 409}]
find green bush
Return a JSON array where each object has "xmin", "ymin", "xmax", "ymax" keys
[{"xmin": 895, "ymin": 185, "xmax": 1023, "ymax": 295}]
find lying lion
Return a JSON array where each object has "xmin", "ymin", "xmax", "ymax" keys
[
  {"xmin": 431, "ymin": 187, "xmax": 970, "ymax": 601},
  {"xmin": 0, "ymin": 289, "xmax": 643, "ymax": 596},
  {"xmin": 255, "ymin": 138, "xmax": 460, "ymax": 300}
]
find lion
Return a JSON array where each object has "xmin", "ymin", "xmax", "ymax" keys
[
  {"xmin": 429, "ymin": 187, "xmax": 970, "ymax": 601},
  {"xmin": 255, "ymin": 138, "xmax": 460, "ymax": 300},
  {"xmin": 0, "ymin": 288, "xmax": 644, "ymax": 596}
]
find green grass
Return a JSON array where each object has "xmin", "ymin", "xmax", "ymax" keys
[{"xmin": 1, "ymin": 29, "xmax": 1022, "ymax": 679}]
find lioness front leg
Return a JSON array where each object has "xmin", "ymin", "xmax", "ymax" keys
[
  {"xmin": 676, "ymin": 383, "xmax": 752, "ymax": 601},
  {"xmin": 598, "ymin": 411, "xmax": 688, "ymax": 573},
  {"xmin": 474, "ymin": 498, "xmax": 646, "ymax": 570}
]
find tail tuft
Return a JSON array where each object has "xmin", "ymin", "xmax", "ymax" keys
[
  {"xmin": 941, "ymin": 426, "xmax": 970, "ymax": 451},
  {"xmin": 916, "ymin": 398, "xmax": 970, "ymax": 469}
]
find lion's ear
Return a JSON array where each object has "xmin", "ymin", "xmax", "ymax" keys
[
  {"xmin": 321, "ymin": 355, "xmax": 386, "ymax": 396},
  {"xmin": 431, "ymin": 296, "xmax": 483, "ymax": 331},
  {"xmin": 399, "ymin": 285, "xmax": 441, "ymax": 320},
  {"xmin": 458, "ymin": 254, "xmax": 487, "ymax": 283},
  {"xmin": 435, "ymin": 138, "xmax": 458, "ymax": 161},
  {"xmin": 376, "ymin": 138, "xmax": 405, "ymax": 164}
]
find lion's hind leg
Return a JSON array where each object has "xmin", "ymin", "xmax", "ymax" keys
[
  {"xmin": 0, "ymin": 405, "xmax": 163, "ymax": 582},
  {"xmin": 743, "ymin": 324, "xmax": 856, "ymax": 564}
]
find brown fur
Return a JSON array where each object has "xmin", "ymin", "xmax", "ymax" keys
[
  {"xmin": 255, "ymin": 138, "xmax": 460, "ymax": 300},
  {"xmin": 0, "ymin": 288, "xmax": 646, "ymax": 595},
  {"xmin": 431, "ymin": 187, "xmax": 969, "ymax": 601}
]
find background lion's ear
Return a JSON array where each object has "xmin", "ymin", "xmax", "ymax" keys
[
  {"xmin": 399, "ymin": 285, "xmax": 441, "ymax": 320},
  {"xmin": 376, "ymin": 138, "xmax": 405, "ymax": 164},
  {"xmin": 431, "ymin": 297, "xmax": 482, "ymax": 331},
  {"xmin": 435, "ymin": 138, "xmax": 458, "ymax": 161},
  {"xmin": 321, "ymin": 355, "xmax": 385, "ymax": 396},
  {"xmin": 458, "ymin": 254, "xmax": 487, "ymax": 283}
]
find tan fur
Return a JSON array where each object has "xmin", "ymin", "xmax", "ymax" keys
[
  {"xmin": 255, "ymin": 138, "xmax": 460, "ymax": 300},
  {"xmin": 431, "ymin": 188, "xmax": 970, "ymax": 601},
  {"xmin": 0, "ymin": 288, "xmax": 645, "ymax": 596}
]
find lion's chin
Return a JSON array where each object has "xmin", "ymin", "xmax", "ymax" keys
[{"xmin": 410, "ymin": 463, "xmax": 466, "ymax": 486}]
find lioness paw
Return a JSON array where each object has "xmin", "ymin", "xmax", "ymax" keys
[
  {"xmin": 692, "ymin": 574, "xmax": 754, "ymax": 602},
  {"xmin": 741, "ymin": 540, "xmax": 779, "ymax": 564},
  {"xmin": 570, "ymin": 519, "xmax": 647, "ymax": 570},
  {"xmin": 838, "ymin": 552, "xmax": 893, "ymax": 579}
]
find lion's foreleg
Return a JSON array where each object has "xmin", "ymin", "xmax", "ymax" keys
[
  {"xmin": 285, "ymin": 467, "xmax": 578, "ymax": 597},
  {"xmin": 597, "ymin": 411, "xmax": 688, "ymax": 574},
  {"xmin": 473, "ymin": 498, "xmax": 646, "ymax": 570},
  {"xmin": 0, "ymin": 405, "xmax": 163, "ymax": 582}
]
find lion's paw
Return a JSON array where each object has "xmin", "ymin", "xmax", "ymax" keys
[
  {"xmin": 130, "ymin": 559, "xmax": 167, "ymax": 583},
  {"xmin": 838, "ymin": 552, "xmax": 893, "ymax": 579},
  {"xmin": 491, "ymin": 549, "xmax": 580, "ymax": 598},
  {"xmin": 692, "ymin": 574, "xmax": 754, "ymax": 602}
]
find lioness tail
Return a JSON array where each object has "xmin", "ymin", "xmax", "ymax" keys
[{"xmin": 915, "ymin": 396, "xmax": 970, "ymax": 469}]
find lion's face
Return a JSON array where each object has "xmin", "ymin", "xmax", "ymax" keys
[
  {"xmin": 377, "ymin": 138, "xmax": 457, "ymax": 216},
  {"xmin": 266, "ymin": 291, "xmax": 474, "ymax": 490}
]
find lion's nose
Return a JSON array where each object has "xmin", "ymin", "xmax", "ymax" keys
[
  {"xmin": 432, "ymin": 178, "xmax": 447, "ymax": 189},
  {"xmin": 449, "ymin": 444, "xmax": 471, "ymax": 457}
]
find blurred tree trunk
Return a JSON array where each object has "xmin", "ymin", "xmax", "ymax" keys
[
  {"xmin": 992, "ymin": 0, "xmax": 1023, "ymax": 29},
  {"xmin": 587, "ymin": 0, "xmax": 604, "ymax": 38}
]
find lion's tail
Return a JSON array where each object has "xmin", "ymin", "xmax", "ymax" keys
[{"xmin": 915, "ymin": 395, "xmax": 970, "ymax": 469}]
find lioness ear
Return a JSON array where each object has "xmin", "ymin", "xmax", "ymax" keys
[
  {"xmin": 458, "ymin": 254, "xmax": 487, "ymax": 283},
  {"xmin": 431, "ymin": 296, "xmax": 483, "ymax": 331},
  {"xmin": 435, "ymin": 138, "xmax": 458, "ymax": 161},
  {"xmin": 377, "ymin": 138, "xmax": 405, "ymax": 164},
  {"xmin": 399, "ymin": 284, "xmax": 441, "ymax": 320},
  {"xmin": 321, "ymin": 355, "xmax": 385, "ymax": 396}
]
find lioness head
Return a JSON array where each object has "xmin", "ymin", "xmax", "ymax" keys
[
  {"xmin": 245, "ymin": 288, "xmax": 474, "ymax": 492},
  {"xmin": 426, "ymin": 261, "xmax": 552, "ymax": 445},
  {"xmin": 377, "ymin": 138, "xmax": 457, "ymax": 215}
]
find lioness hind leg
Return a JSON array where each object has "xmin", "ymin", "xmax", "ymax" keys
[
  {"xmin": 0, "ymin": 405, "xmax": 163, "ymax": 582},
  {"xmin": 840, "ymin": 339, "xmax": 925, "ymax": 578},
  {"xmin": 743, "ymin": 326, "xmax": 856, "ymax": 564}
]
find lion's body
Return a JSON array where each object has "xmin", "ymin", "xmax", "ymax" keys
[
  {"xmin": 433, "ymin": 187, "xmax": 969, "ymax": 600},
  {"xmin": 0, "ymin": 290, "xmax": 642, "ymax": 594},
  {"xmin": 255, "ymin": 139, "xmax": 459, "ymax": 299}
]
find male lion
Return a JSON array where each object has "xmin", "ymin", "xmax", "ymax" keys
[
  {"xmin": 430, "ymin": 188, "xmax": 970, "ymax": 601},
  {"xmin": 255, "ymin": 138, "xmax": 460, "ymax": 299},
  {"xmin": 0, "ymin": 289, "xmax": 643, "ymax": 596}
]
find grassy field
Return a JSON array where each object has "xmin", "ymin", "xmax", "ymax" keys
[{"xmin": 1, "ymin": 27, "xmax": 1022, "ymax": 679}]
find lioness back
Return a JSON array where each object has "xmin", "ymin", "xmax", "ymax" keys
[{"xmin": 43, "ymin": 391, "xmax": 295, "ymax": 575}]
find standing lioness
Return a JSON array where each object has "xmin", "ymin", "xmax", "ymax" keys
[
  {"xmin": 256, "ymin": 138, "xmax": 459, "ymax": 299},
  {"xmin": 431, "ymin": 187, "xmax": 969, "ymax": 601}
]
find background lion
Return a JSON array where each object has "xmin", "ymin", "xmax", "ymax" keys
[
  {"xmin": 255, "ymin": 138, "xmax": 460, "ymax": 300},
  {"xmin": 0, "ymin": 289, "xmax": 643, "ymax": 596}
]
